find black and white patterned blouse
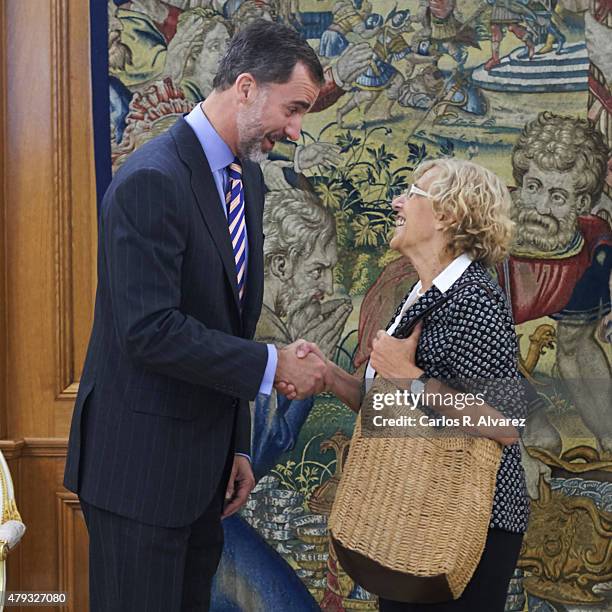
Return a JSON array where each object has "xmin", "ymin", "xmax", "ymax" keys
[{"xmin": 380, "ymin": 257, "xmax": 530, "ymax": 534}]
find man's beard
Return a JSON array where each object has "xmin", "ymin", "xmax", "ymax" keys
[
  {"xmin": 236, "ymin": 93, "xmax": 282, "ymax": 163},
  {"xmin": 287, "ymin": 300, "xmax": 322, "ymax": 339},
  {"xmin": 276, "ymin": 284, "xmax": 322, "ymax": 338},
  {"xmin": 109, "ymin": 31, "xmax": 132, "ymax": 71},
  {"xmin": 512, "ymin": 194, "xmax": 579, "ymax": 253}
]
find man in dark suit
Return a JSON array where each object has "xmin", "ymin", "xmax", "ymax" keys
[{"xmin": 64, "ymin": 20, "xmax": 327, "ymax": 612}]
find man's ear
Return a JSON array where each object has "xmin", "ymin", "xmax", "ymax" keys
[
  {"xmin": 270, "ymin": 254, "xmax": 290, "ymax": 280},
  {"xmin": 234, "ymin": 72, "xmax": 256, "ymax": 104},
  {"xmin": 578, "ymin": 193, "xmax": 592, "ymax": 215}
]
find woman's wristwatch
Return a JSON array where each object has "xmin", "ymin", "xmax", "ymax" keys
[{"xmin": 410, "ymin": 372, "xmax": 428, "ymax": 395}]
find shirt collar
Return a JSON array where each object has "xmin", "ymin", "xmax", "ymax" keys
[
  {"xmin": 413, "ymin": 252, "xmax": 473, "ymax": 295},
  {"xmin": 184, "ymin": 103, "xmax": 234, "ymax": 172}
]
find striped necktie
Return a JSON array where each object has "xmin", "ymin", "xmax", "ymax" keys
[{"xmin": 226, "ymin": 158, "xmax": 247, "ymax": 303}]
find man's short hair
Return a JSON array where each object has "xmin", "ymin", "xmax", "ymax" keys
[
  {"xmin": 512, "ymin": 111, "xmax": 609, "ymax": 202},
  {"xmin": 212, "ymin": 20, "xmax": 324, "ymax": 91},
  {"xmin": 263, "ymin": 189, "xmax": 335, "ymax": 272}
]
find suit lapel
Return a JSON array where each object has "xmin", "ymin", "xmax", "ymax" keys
[
  {"xmin": 170, "ymin": 119, "xmax": 241, "ymax": 314},
  {"xmin": 241, "ymin": 160, "xmax": 264, "ymax": 337}
]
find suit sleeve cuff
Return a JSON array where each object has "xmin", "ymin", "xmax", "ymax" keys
[
  {"xmin": 235, "ymin": 452, "xmax": 252, "ymax": 463},
  {"xmin": 257, "ymin": 344, "xmax": 277, "ymax": 397}
]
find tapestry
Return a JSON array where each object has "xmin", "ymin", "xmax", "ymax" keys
[{"xmin": 99, "ymin": 1, "xmax": 612, "ymax": 609}]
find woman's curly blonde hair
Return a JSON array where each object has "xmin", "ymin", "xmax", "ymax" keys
[{"xmin": 412, "ymin": 158, "xmax": 515, "ymax": 266}]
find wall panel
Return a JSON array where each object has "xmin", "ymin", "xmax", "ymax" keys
[{"xmin": 1, "ymin": 0, "xmax": 96, "ymax": 606}]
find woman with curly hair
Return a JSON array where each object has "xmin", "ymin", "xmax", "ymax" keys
[{"xmin": 283, "ymin": 158, "xmax": 530, "ymax": 611}]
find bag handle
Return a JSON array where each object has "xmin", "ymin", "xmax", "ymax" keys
[
  {"xmin": 397, "ymin": 280, "xmax": 495, "ymax": 337},
  {"xmin": 364, "ymin": 280, "xmax": 495, "ymax": 389}
]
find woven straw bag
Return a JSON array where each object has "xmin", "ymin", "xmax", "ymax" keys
[{"xmin": 329, "ymin": 377, "xmax": 503, "ymax": 603}]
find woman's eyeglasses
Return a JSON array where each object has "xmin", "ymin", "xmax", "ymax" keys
[{"xmin": 405, "ymin": 183, "xmax": 433, "ymax": 199}]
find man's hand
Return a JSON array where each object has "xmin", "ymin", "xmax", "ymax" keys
[
  {"xmin": 333, "ymin": 42, "xmax": 374, "ymax": 88},
  {"xmin": 276, "ymin": 340, "xmax": 330, "ymax": 400},
  {"xmin": 369, "ymin": 323, "xmax": 423, "ymax": 379},
  {"xmin": 274, "ymin": 340, "xmax": 327, "ymax": 399},
  {"xmin": 222, "ymin": 455, "xmax": 255, "ymax": 519},
  {"xmin": 295, "ymin": 142, "xmax": 342, "ymax": 172}
]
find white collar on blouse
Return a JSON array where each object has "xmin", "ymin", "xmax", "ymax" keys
[
  {"xmin": 413, "ymin": 252, "xmax": 473, "ymax": 296},
  {"xmin": 365, "ymin": 254, "xmax": 473, "ymax": 383}
]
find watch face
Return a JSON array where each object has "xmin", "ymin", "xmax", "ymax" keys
[{"xmin": 411, "ymin": 379, "xmax": 425, "ymax": 395}]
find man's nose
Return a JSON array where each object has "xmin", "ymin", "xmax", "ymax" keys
[
  {"xmin": 535, "ymin": 196, "xmax": 553, "ymax": 215},
  {"xmin": 321, "ymin": 268, "xmax": 334, "ymax": 296},
  {"xmin": 284, "ymin": 115, "xmax": 302, "ymax": 141}
]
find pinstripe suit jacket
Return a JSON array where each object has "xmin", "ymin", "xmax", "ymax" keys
[{"xmin": 64, "ymin": 118, "xmax": 269, "ymax": 528}]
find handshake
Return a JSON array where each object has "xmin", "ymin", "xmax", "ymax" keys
[{"xmin": 273, "ymin": 340, "xmax": 332, "ymax": 400}]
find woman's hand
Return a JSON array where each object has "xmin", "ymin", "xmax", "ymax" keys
[{"xmin": 370, "ymin": 323, "xmax": 424, "ymax": 380}]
